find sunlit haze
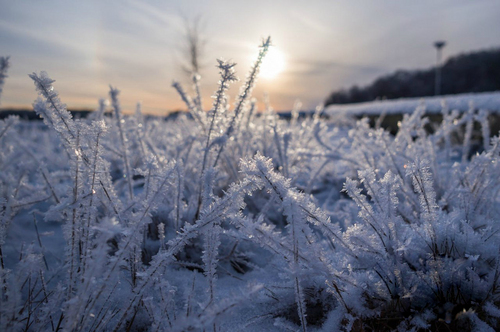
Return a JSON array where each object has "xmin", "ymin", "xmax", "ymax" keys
[
  {"xmin": 259, "ymin": 47, "xmax": 286, "ymax": 79},
  {"xmin": 1, "ymin": 0, "xmax": 499, "ymax": 114}
]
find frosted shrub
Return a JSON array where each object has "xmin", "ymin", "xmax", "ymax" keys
[
  {"xmin": 1, "ymin": 41, "xmax": 500, "ymax": 332},
  {"xmin": 338, "ymin": 110, "xmax": 500, "ymax": 330}
]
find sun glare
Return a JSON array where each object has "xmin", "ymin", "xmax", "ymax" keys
[{"xmin": 259, "ymin": 47, "xmax": 285, "ymax": 79}]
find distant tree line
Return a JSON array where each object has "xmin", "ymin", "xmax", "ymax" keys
[{"xmin": 325, "ymin": 48, "xmax": 500, "ymax": 106}]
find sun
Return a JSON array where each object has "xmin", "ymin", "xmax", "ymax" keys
[{"xmin": 259, "ymin": 47, "xmax": 285, "ymax": 79}]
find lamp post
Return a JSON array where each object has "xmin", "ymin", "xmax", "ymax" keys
[{"xmin": 434, "ymin": 41, "xmax": 446, "ymax": 96}]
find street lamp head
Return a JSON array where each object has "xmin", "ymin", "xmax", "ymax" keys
[
  {"xmin": 434, "ymin": 41, "xmax": 446, "ymax": 49},
  {"xmin": 433, "ymin": 41, "xmax": 446, "ymax": 96}
]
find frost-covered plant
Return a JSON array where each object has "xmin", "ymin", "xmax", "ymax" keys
[
  {"xmin": 109, "ymin": 86, "xmax": 134, "ymax": 200},
  {"xmin": 196, "ymin": 59, "xmax": 238, "ymax": 217},
  {"xmin": 212, "ymin": 36, "xmax": 271, "ymax": 168},
  {"xmin": 335, "ymin": 111, "xmax": 500, "ymax": 330}
]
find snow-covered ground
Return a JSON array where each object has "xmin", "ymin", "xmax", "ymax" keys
[{"xmin": 326, "ymin": 91, "xmax": 500, "ymax": 116}]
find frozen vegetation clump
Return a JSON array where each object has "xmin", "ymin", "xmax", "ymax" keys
[{"xmin": 1, "ymin": 39, "xmax": 500, "ymax": 331}]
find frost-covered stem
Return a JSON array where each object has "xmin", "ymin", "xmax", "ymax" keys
[
  {"xmin": 24, "ymin": 274, "xmax": 33, "ymax": 331},
  {"xmin": 379, "ymin": 141, "xmax": 419, "ymax": 214},
  {"xmin": 229, "ymin": 37, "xmax": 271, "ymax": 135},
  {"xmin": 40, "ymin": 168, "xmax": 60, "ymax": 204},
  {"xmin": 291, "ymin": 99, "xmax": 301, "ymax": 128},
  {"xmin": 379, "ymin": 134, "xmax": 405, "ymax": 183},
  {"xmin": 407, "ymin": 160, "xmax": 438, "ymax": 224},
  {"xmin": 0, "ymin": 214, "xmax": 9, "ymax": 299},
  {"xmin": 130, "ymin": 248, "xmax": 139, "ymax": 287},
  {"xmin": 99, "ymin": 180, "xmax": 121, "ymax": 219},
  {"xmin": 312, "ymin": 104, "xmax": 324, "ymax": 125},
  {"xmin": 243, "ymin": 98, "xmax": 256, "ymax": 132},
  {"xmin": 476, "ymin": 109, "xmax": 490, "ymax": 151},
  {"xmin": 290, "ymin": 212, "xmax": 308, "ymax": 332},
  {"xmin": 262, "ymin": 113, "xmax": 269, "ymax": 156},
  {"xmin": 239, "ymin": 99, "xmax": 257, "ymax": 156},
  {"xmin": 68, "ymin": 129, "xmax": 81, "ymax": 296},
  {"xmin": 12, "ymin": 172, "xmax": 25, "ymax": 199},
  {"xmin": 109, "ymin": 86, "xmax": 134, "ymax": 200},
  {"xmin": 462, "ymin": 103, "xmax": 474, "ymax": 162},
  {"xmin": 81, "ymin": 129, "xmax": 103, "ymax": 276},
  {"xmin": 175, "ymin": 164, "xmax": 183, "ymax": 232},
  {"xmin": 272, "ymin": 125, "xmax": 286, "ymax": 176},
  {"xmin": 145, "ymin": 164, "xmax": 152, "ymax": 200},
  {"xmin": 0, "ymin": 56, "xmax": 10, "ymax": 105},
  {"xmin": 135, "ymin": 102, "xmax": 147, "ymax": 160},
  {"xmin": 203, "ymin": 224, "xmax": 220, "ymax": 307},
  {"xmin": 38, "ymin": 269, "xmax": 55, "ymax": 329},
  {"xmin": 284, "ymin": 132, "xmax": 290, "ymax": 176},
  {"xmin": 193, "ymin": 73, "xmax": 203, "ymax": 112},
  {"xmin": 414, "ymin": 172, "xmax": 431, "ymax": 215},
  {"xmin": 172, "ymin": 81, "xmax": 205, "ymax": 131},
  {"xmin": 444, "ymin": 121, "xmax": 452, "ymax": 162},
  {"xmin": 295, "ymin": 276, "xmax": 308, "ymax": 332},
  {"xmin": 186, "ymin": 274, "xmax": 196, "ymax": 318},
  {"xmin": 213, "ymin": 37, "xmax": 271, "ymax": 168},
  {"xmin": 196, "ymin": 59, "xmax": 237, "ymax": 219},
  {"xmin": 95, "ymin": 98, "xmax": 107, "ymax": 120},
  {"xmin": 344, "ymin": 181, "xmax": 380, "ymax": 230},
  {"xmin": 33, "ymin": 213, "xmax": 49, "ymax": 270}
]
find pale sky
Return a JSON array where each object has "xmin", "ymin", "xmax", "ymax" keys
[{"xmin": 1, "ymin": 0, "xmax": 499, "ymax": 114}]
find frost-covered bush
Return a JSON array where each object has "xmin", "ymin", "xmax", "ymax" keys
[
  {"xmin": 340, "ymin": 118, "xmax": 500, "ymax": 331},
  {"xmin": 1, "ymin": 42, "xmax": 500, "ymax": 332}
]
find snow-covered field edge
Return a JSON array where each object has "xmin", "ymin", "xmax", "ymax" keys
[{"xmin": 326, "ymin": 91, "xmax": 500, "ymax": 116}]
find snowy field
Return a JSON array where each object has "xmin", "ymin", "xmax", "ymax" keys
[
  {"xmin": 2, "ymin": 55, "xmax": 500, "ymax": 331},
  {"xmin": 326, "ymin": 91, "xmax": 500, "ymax": 117}
]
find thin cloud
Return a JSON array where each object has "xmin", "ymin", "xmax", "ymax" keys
[
  {"xmin": 0, "ymin": 19, "xmax": 88, "ymax": 55},
  {"xmin": 289, "ymin": 10, "xmax": 331, "ymax": 34},
  {"xmin": 125, "ymin": 0, "xmax": 182, "ymax": 31},
  {"xmin": 286, "ymin": 59, "xmax": 388, "ymax": 76}
]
